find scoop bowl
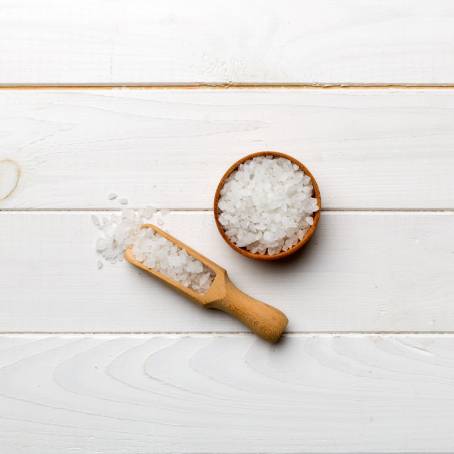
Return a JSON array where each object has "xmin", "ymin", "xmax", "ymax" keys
[{"xmin": 125, "ymin": 224, "xmax": 288, "ymax": 342}]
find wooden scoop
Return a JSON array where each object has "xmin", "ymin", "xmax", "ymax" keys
[{"xmin": 124, "ymin": 224, "xmax": 288, "ymax": 343}]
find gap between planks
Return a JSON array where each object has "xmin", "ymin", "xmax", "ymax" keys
[
  {"xmin": 2, "ymin": 208, "xmax": 454, "ymax": 213},
  {"xmin": 3, "ymin": 332, "xmax": 454, "ymax": 337},
  {"xmin": 2, "ymin": 83, "xmax": 454, "ymax": 90}
]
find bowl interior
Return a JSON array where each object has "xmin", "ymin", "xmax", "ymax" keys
[{"xmin": 213, "ymin": 151, "xmax": 321, "ymax": 261}]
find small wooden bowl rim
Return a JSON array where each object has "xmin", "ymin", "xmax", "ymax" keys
[{"xmin": 213, "ymin": 151, "xmax": 322, "ymax": 261}]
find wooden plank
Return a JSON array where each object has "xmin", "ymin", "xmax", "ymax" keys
[
  {"xmin": 1, "ymin": 0, "xmax": 454, "ymax": 84},
  {"xmin": 1, "ymin": 210, "xmax": 453, "ymax": 333},
  {"xmin": 1, "ymin": 333, "xmax": 454, "ymax": 453},
  {"xmin": 2, "ymin": 89, "xmax": 454, "ymax": 209}
]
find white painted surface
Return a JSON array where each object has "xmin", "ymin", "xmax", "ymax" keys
[
  {"xmin": 0, "ymin": 159, "xmax": 20, "ymax": 200},
  {"xmin": 1, "ymin": 0, "xmax": 454, "ymax": 447},
  {"xmin": 1, "ymin": 334, "xmax": 454, "ymax": 453},
  {"xmin": 2, "ymin": 89, "xmax": 454, "ymax": 209},
  {"xmin": 1, "ymin": 0, "xmax": 454, "ymax": 85},
  {"xmin": 1, "ymin": 210, "xmax": 453, "ymax": 333}
]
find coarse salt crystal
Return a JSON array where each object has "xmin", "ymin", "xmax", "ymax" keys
[
  {"xmin": 143, "ymin": 206, "xmax": 157, "ymax": 218},
  {"xmin": 91, "ymin": 215, "xmax": 101, "ymax": 228},
  {"xmin": 96, "ymin": 238, "xmax": 108, "ymax": 252}
]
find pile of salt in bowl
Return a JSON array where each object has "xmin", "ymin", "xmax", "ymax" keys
[
  {"xmin": 93, "ymin": 194, "xmax": 213, "ymax": 293},
  {"xmin": 217, "ymin": 155, "xmax": 319, "ymax": 256}
]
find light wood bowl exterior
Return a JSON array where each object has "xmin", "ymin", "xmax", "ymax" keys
[{"xmin": 213, "ymin": 151, "xmax": 321, "ymax": 261}]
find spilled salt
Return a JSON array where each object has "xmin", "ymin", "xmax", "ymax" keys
[
  {"xmin": 93, "ymin": 194, "xmax": 213, "ymax": 293},
  {"xmin": 93, "ymin": 206, "xmax": 157, "ymax": 264}
]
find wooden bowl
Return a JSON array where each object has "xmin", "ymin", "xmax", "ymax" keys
[{"xmin": 213, "ymin": 151, "xmax": 321, "ymax": 261}]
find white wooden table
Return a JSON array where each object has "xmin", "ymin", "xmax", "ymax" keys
[{"xmin": 1, "ymin": 1, "xmax": 454, "ymax": 452}]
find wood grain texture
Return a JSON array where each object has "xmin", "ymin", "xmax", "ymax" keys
[
  {"xmin": 1, "ymin": 0, "xmax": 454, "ymax": 84},
  {"xmin": 2, "ymin": 2, "xmax": 453, "ymax": 448},
  {"xmin": 2, "ymin": 89, "xmax": 454, "ymax": 209},
  {"xmin": 1, "ymin": 210, "xmax": 453, "ymax": 333},
  {"xmin": 1, "ymin": 334, "xmax": 454, "ymax": 453}
]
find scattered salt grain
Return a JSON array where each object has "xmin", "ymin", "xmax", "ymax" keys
[
  {"xmin": 118, "ymin": 198, "xmax": 128, "ymax": 205},
  {"xmin": 93, "ymin": 202, "xmax": 158, "ymax": 264},
  {"xmin": 108, "ymin": 193, "xmax": 118, "ymax": 200},
  {"xmin": 143, "ymin": 206, "xmax": 157, "ymax": 218},
  {"xmin": 96, "ymin": 238, "xmax": 108, "ymax": 252},
  {"xmin": 131, "ymin": 227, "xmax": 214, "ymax": 293},
  {"xmin": 97, "ymin": 260, "xmax": 103, "ymax": 270},
  {"xmin": 217, "ymin": 156, "xmax": 319, "ymax": 256},
  {"xmin": 91, "ymin": 215, "xmax": 100, "ymax": 228}
]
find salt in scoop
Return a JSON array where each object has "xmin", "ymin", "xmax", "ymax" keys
[{"xmin": 125, "ymin": 224, "xmax": 288, "ymax": 343}]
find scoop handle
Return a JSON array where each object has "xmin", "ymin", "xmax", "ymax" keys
[{"xmin": 210, "ymin": 279, "xmax": 288, "ymax": 343}]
